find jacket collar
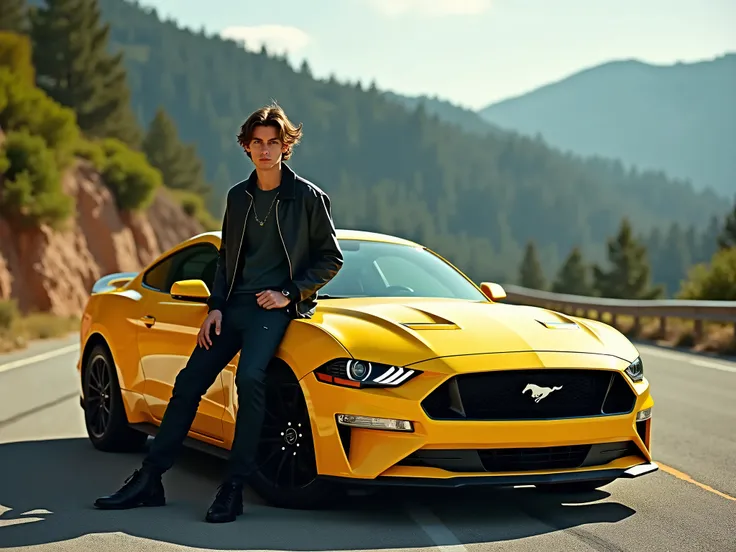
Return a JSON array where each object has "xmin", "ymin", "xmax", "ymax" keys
[{"xmin": 243, "ymin": 162, "xmax": 296, "ymax": 200}]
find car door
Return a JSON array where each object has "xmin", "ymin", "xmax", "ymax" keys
[{"xmin": 137, "ymin": 242, "xmax": 228, "ymax": 441}]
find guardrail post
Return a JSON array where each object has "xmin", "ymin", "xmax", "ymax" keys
[
  {"xmin": 694, "ymin": 319, "xmax": 704, "ymax": 342},
  {"xmin": 632, "ymin": 316, "xmax": 641, "ymax": 336}
]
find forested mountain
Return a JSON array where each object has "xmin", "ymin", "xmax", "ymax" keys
[
  {"xmin": 478, "ymin": 55, "xmax": 736, "ymax": 197},
  {"xmin": 14, "ymin": 0, "xmax": 734, "ymax": 292},
  {"xmin": 382, "ymin": 90, "xmax": 731, "ymax": 291}
]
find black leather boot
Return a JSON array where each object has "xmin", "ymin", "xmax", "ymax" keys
[
  {"xmin": 205, "ymin": 480, "xmax": 244, "ymax": 523},
  {"xmin": 94, "ymin": 469, "xmax": 166, "ymax": 510}
]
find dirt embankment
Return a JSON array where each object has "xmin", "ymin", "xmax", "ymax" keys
[{"xmin": 0, "ymin": 159, "xmax": 204, "ymax": 318}]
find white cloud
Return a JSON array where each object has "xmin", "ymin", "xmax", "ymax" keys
[
  {"xmin": 366, "ymin": 0, "xmax": 492, "ymax": 17},
  {"xmin": 220, "ymin": 25, "xmax": 311, "ymax": 56}
]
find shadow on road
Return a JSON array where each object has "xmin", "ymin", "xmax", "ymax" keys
[{"xmin": 0, "ymin": 437, "xmax": 637, "ymax": 550}]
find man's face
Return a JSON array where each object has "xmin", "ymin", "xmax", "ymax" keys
[{"xmin": 245, "ymin": 125, "xmax": 287, "ymax": 169}]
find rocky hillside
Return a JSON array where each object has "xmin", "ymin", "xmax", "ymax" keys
[{"xmin": 0, "ymin": 131, "xmax": 204, "ymax": 318}]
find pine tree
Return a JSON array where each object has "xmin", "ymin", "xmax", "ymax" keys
[
  {"xmin": 29, "ymin": 0, "xmax": 142, "ymax": 147},
  {"xmin": 552, "ymin": 247, "xmax": 595, "ymax": 296},
  {"xmin": 0, "ymin": 0, "xmax": 27, "ymax": 33},
  {"xmin": 593, "ymin": 218, "xmax": 664, "ymax": 299},
  {"xmin": 519, "ymin": 241, "xmax": 546, "ymax": 290},
  {"xmin": 717, "ymin": 197, "xmax": 736, "ymax": 250},
  {"xmin": 142, "ymin": 107, "xmax": 209, "ymax": 194},
  {"xmin": 662, "ymin": 222, "xmax": 692, "ymax": 296},
  {"xmin": 701, "ymin": 215, "xmax": 722, "ymax": 261},
  {"xmin": 299, "ymin": 59, "xmax": 312, "ymax": 78}
]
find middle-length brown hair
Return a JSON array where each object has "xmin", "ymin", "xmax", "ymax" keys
[{"xmin": 236, "ymin": 101, "xmax": 303, "ymax": 160}]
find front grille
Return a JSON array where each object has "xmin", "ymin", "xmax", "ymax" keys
[
  {"xmin": 397, "ymin": 441, "xmax": 641, "ymax": 473},
  {"xmin": 421, "ymin": 369, "xmax": 636, "ymax": 421}
]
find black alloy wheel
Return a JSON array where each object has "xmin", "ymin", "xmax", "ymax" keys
[
  {"xmin": 83, "ymin": 344, "xmax": 147, "ymax": 452},
  {"xmin": 249, "ymin": 364, "xmax": 338, "ymax": 509},
  {"xmin": 86, "ymin": 351, "xmax": 112, "ymax": 439}
]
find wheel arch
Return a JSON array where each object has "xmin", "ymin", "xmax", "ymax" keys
[
  {"xmin": 275, "ymin": 320, "xmax": 353, "ymax": 381},
  {"xmin": 80, "ymin": 332, "xmax": 115, "ymax": 396}
]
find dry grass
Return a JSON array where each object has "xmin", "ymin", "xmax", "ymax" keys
[{"xmin": 0, "ymin": 302, "xmax": 80, "ymax": 353}]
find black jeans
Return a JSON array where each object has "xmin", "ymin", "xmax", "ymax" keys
[{"xmin": 141, "ymin": 293, "xmax": 293, "ymax": 482}]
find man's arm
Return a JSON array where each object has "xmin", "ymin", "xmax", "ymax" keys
[
  {"xmin": 207, "ymin": 203, "xmax": 229, "ymax": 313},
  {"xmin": 283, "ymin": 189, "xmax": 343, "ymax": 302}
]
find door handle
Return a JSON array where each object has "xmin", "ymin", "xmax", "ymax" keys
[{"xmin": 141, "ymin": 315, "xmax": 156, "ymax": 328}]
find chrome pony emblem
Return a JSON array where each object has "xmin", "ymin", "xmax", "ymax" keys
[{"xmin": 523, "ymin": 383, "xmax": 562, "ymax": 403}]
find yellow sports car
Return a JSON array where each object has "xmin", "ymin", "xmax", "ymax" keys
[{"xmin": 76, "ymin": 229, "xmax": 656, "ymax": 509}]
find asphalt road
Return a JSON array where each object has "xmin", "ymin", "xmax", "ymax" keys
[{"xmin": 0, "ymin": 335, "xmax": 734, "ymax": 552}]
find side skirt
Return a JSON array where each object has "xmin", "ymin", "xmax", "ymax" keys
[{"xmin": 129, "ymin": 422, "xmax": 231, "ymax": 461}]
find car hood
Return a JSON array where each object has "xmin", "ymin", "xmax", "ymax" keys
[{"xmin": 313, "ymin": 297, "xmax": 637, "ymax": 366}]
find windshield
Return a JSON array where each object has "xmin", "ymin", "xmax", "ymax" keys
[{"xmin": 319, "ymin": 239, "xmax": 487, "ymax": 301}]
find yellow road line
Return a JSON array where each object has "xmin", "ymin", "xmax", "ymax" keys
[{"xmin": 658, "ymin": 462, "xmax": 736, "ymax": 502}]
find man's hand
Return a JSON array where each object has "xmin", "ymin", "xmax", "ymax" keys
[
  {"xmin": 197, "ymin": 309, "xmax": 222, "ymax": 349},
  {"xmin": 256, "ymin": 289, "xmax": 290, "ymax": 310}
]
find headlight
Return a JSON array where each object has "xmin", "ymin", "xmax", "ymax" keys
[
  {"xmin": 315, "ymin": 358, "xmax": 421, "ymax": 388},
  {"xmin": 625, "ymin": 356, "xmax": 644, "ymax": 382}
]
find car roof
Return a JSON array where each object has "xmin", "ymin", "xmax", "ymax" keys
[{"xmin": 189, "ymin": 229, "xmax": 422, "ymax": 248}]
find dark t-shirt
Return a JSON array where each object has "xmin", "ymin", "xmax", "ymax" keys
[{"xmin": 233, "ymin": 186, "xmax": 291, "ymax": 294}]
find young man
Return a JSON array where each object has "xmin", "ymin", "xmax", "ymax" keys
[{"xmin": 93, "ymin": 102, "xmax": 344, "ymax": 523}]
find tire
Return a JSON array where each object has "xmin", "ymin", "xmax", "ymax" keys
[
  {"xmin": 247, "ymin": 364, "xmax": 340, "ymax": 509},
  {"xmin": 536, "ymin": 478, "xmax": 615, "ymax": 493},
  {"xmin": 83, "ymin": 344, "xmax": 148, "ymax": 453}
]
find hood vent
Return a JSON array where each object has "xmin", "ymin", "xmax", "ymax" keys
[{"xmin": 537, "ymin": 320, "xmax": 579, "ymax": 330}]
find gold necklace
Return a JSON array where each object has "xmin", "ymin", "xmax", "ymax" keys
[{"xmin": 253, "ymin": 191, "xmax": 279, "ymax": 226}]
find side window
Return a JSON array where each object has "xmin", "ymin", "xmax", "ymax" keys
[
  {"xmin": 142, "ymin": 244, "xmax": 219, "ymax": 294},
  {"xmin": 142, "ymin": 256, "xmax": 175, "ymax": 292}
]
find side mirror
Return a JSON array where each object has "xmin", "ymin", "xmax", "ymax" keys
[
  {"xmin": 480, "ymin": 282, "xmax": 506, "ymax": 302},
  {"xmin": 170, "ymin": 279, "xmax": 210, "ymax": 303}
]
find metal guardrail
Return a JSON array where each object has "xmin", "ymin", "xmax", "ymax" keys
[{"xmin": 500, "ymin": 284, "xmax": 736, "ymax": 340}]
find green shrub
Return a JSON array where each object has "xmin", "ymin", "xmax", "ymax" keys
[
  {"xmin": 678, "ymin": 247, "xmax": 736, "ymax": 300},
  {"xmin": 169, "ymin": 188, "xmax": 220, "ymax": 230},
  {"xmin": 0, "ymin": 130, "xmax": 74, "ymax": 229},
  {"xmin": 0, "ymin": 31, "xmax": 36, "ymax": 86},
  {"xmin": 0, "ymin": 31, "xmax": 34, "ymax": 86},
  {"xmin": 98, "ymin": 138, "xmax": 162, "ymax": 211},
  {"xmin": 72, "ymin": 138, "xmax": 106, "ymax": 170},
  {"xmin": 0, "ymin": 67, "xmax": 80, "ymax": 167},
  {"xmin": 0, "ymin": 299, "xmax": 19, "ymax": 331}
]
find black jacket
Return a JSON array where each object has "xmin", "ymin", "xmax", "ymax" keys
[{"xmin": 207, "ymin": 164, "xmax": 343, "ymax": 318}]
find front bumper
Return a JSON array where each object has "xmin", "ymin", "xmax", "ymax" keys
[{"xmin": 302, "ymin": 351, "xmax": 654, "ymax": 483}]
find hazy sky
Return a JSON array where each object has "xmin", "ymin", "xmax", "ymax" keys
[{"xmin": 138, "ymin": 0, "xmax": 735, "ymax": 109}]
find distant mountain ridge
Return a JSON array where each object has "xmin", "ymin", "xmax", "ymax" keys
[
  {"xmin": 477, "ymin": 54, "xmax": 736, "ymax": 197},
  {"xmin": 381, "ymin": 91, "xmax": 504, "ymax": 137}
]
